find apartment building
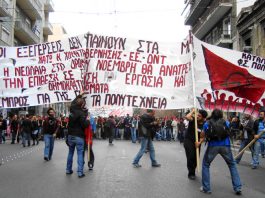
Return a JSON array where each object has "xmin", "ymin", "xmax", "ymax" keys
[
  {"xmin": 184, "ymin": 0, "xmax": 237, "ymax": 49},
  {"xmin": 0, "ymin": 0, "xmax": 54, "ymax": 116},
  {"xmin": 0, "ymin": 0, "xmax": 54, "ymax": 47},
  {"xmin": 237, "ymin": 0, "xmax": 265, "ymax": 57}
]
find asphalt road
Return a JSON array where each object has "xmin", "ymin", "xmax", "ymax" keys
[{"xmin": 0, "ymin": 139, "xmax": 264, "ymax": 198}]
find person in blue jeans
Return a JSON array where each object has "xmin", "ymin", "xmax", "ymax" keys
[
  {"xmin": 42, "ymin": 108, "xmax": 60, "ymax": 161},
  {"xmin": 66, "ymin": 93, "xmax": 90, "ymax": 178},
  {"xmin": 132, "ymin": 109, "xmax": 161, "ymax": 168},
  {"xmin": 252, "ymin": 110, "xmax": 265, "ymax": 169},
  {"xmin": 197, "ymin": 109, "xmax": 242, "ymax": 195},
  {"xmin": 235, "ymin": 114, "xmax": 254, "ymax": 164}
]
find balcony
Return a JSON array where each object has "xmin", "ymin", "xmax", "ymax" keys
[
  {"xmin": 44, "ymin": 0, "xmax": 55, "ymax": 12},
  {"xmin": 16, "ymin": 0, "xmax": 42, "ymax": 20},
  {"xmin": 213, "ymin": 30, "xmax": 232, "ymax": 47},
  {"xmin": 0, "ymin": 0, "xmax": 12, "ymax": 17},
  {"xmin": 14, "ymin": 20, "xmax": 40, "ymax": 44},
  {"xmin": 193, "ymin": 0, "xmax": 232, "ymax": 39},
  {"xmin": 43, "ymin": 21, "xmax": 53, "ymax": 35},
  {"xmin": 185, "ymin": 0, "xmax": 212, "ymax": 26},
  {"xmin": 0, "ymin": 38, "xmax": 9, "ymax": 46}
]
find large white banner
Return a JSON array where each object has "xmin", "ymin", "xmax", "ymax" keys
[
  {"xmin": 0, "ymin": 33, "xmax": 194, "ymax": 110},
  {"xmin": 193, "ymin": 36, "xmax": 265, "ymax": 117}
]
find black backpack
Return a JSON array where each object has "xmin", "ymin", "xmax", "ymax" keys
[{"xmin": 206, "ymin": 118, "xmax": 230, "ymax": 141}]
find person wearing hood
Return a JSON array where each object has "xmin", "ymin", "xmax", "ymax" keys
[{"xmin": 66, "ymin": 93, "xmax": 90, "ymax": 178}]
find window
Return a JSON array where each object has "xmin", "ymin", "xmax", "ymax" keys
[
  {"xmin": 25, "ymin": 18, "xmax": 31, "ymax": 29},
  {"xmin": 223, "ymin": 18, "xmax": 231, "ymax": 36}
]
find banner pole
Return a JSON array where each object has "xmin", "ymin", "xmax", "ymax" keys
[
  {"xmin": 189, "ymin": 37, "xmax": 200, "ymax": 173},
  {"xmin": 234, "ymin": 130, "xmax": 265, "ymax": 159}
]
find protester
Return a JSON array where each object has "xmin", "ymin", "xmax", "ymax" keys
[
  {"xmin": 171, "ymin": 118, "xmax": 178, "ymax": 141},
  {"xmin": 183, "ymin": 108, "xmax": 208, "ymax": 180},
  {"xmin": 177, "ymin": 118, "xmax": 185, "ymax": 143},
  {"xmin": 252, "ymin": 109, "xmax": 265, "ymax": 169},
  {"xmin": 0, "ymin": 115, "xmax": 7, "ymax": 144},
  {"xmin": 132, "ymin": 109, "xmax": 161, "ymax": 168},
  {"xmin": 21, "ymin": 114, "xmax": 32, "ymax": 147},
  {"xmin": 10, "ymin": 114, "xmax": 19, "ymax": 144},
  {"xmin": 199, "ymin": 109, "xmax": 242, "ymax": 195},
  {"xmin": 42, "ymin": 108, "xmax": 60, "ymax": 161},
  {"xmin": 84, "ymin": 116, "xmax": 95, "ymax": 171},
  {"xmin": 124, "ymin": 114, "xmax": 131, "ymax": 140},
  {"xmin": 106, "ymin": 115, "xmax": 116, "ymax": 145},
  {"xmin": 236, "ymin": 114, "xmax": 254, "ymax": 164},
  {"xmin": 66, "ymin": 94, "xmax": 90, "ymax": 178},
  {"xmin": 131, "ymin": 115, "xmax": 138, "ymax": 143},
  {"xmin": 31, "ymin": 116, "xmax": 39, "ymax": 145}
]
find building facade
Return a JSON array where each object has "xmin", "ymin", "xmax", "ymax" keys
[
  {"xmin": 0, "ymin": 0, "xmax": 54, "ymax": 46},
  {"xmin": 184, "ymin": 0, "xmax": 237, "ymax": 49},
  {"xmin": 237, "ymin": 0, "xmax": 265, "ymax": 57}
]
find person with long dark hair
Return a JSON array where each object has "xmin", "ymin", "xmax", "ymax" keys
[
  {"xmin": 199, "ymin": 109, "xmax": 242, "ymax": 195},
  {"xmin": 66, "ymin": 94, "xmax": 90, "ymax": 178}
]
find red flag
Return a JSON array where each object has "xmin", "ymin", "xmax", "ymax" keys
[{"xmin": 202, "ymin": 46, "xmax": 265, "ymax": 103}]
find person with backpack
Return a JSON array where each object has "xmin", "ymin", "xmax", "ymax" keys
[
  {"xmin": 184, "ymin": 108, "xmax": 208, "ymax": 180},
  {"xmin": 198, "ymin": 109, "xmax": 242, "ymax": 195}
]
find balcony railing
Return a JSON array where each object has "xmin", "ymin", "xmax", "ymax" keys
[
  {"xmin": 0, "ymin": 38, "xmax": 9, "ymax": 46},
  {"xmin": 43, "ymin": 21, "xmax": 53, "ymax": 35},
  {"xmin": 213, "ymin": 30, "xmax": 232, "ymax": 44},
  {"xmin": 185, "ymin": 0, "xmax": 212, "ymax": 25},
  {"xmin": 16, "ymin": 0, "xmax": 42, "ymax": 19},
  {"xmin": 192, "ymin": 0, "xmax": 232, "ymax": 38},
  {"xmin": 0, "ymin": 0, "xmax": 12, "ymax": 16},
  {"xmin": 14, "ymin": 20, "xmax": 40, "ymax": 44}
]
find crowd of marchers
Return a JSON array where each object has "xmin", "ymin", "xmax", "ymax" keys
[{"xmin": 1, "ymin": 102, "xmax": 265, "ymax": 195}]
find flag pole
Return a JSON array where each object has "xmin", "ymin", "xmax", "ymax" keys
[
  {"xmin": 234, "ymin": 130, "xmax": 265, "ymax": 159},
  {"xmin": 189, "ymin": 37, "xmax": 200, "ymax": 173}
]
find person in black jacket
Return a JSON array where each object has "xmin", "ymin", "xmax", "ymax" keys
[
  {"xmin": 42, "ymin": 108, "xmax": 60, "ymax": 161},
  {"xmin": 184, "ymin": 108, "xmax": 208, "ymax": 180},
  {"xmin": 66, "ymin": 94, "xmax": 90, "ymax": 178},
  {"xmin": 21, "ymin": 114, "xmax": 32, "ymax": 147},
  {"xmin": 0, "ymin": 115, "xmax": 7, "ymax": 144},
  {"xmin": 236, "ymin": 114, "xmax": 254, "ymax": 164},
  {"xmin": 132, "ymin": 109, "xmax": 161, "ymax": 168}
]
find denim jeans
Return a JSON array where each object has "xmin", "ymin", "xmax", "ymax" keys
[
  {"xmin": 131, "ymin": 128, "xmax": 137, "ymax": 143},
  {"xmin": 133, "ymin": 137, "xmax": 158, "ymax": 165},
  {"xmin": 252, "ymin": 138, "xmax": 265, "ymax": 167},
  {"xmin": 66, "ymin": 135, "xmax": 85, "ymax": 176},
  {"xmin": 166, "ymin": 128, "xmax": 172, "ymax": 141},
  {"xmin": 22, "ymin": 133, "xmax": 31, "ymax": 146},
  {"xmin": 44, "ymin": 134, "xmax": 55, "ymax": 160},
  {"xmin": 202, "ymin": 146, "xmax": 241, "ymax": 192},
  {"xmin": 161, "ymin": 128, "xmax": 166, "ymax": 140}
]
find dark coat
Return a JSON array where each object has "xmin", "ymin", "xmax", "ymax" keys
[
  {"xmin": 138, "ymin": 113, "xmax": 155, "ymax": 138},
  {"xmin": 67, "ymin": 95, "xmax": 90, "ymax": 139}
]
